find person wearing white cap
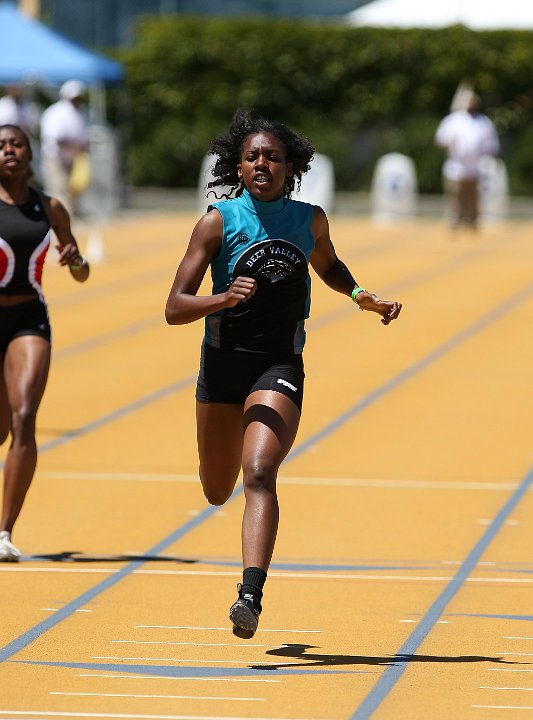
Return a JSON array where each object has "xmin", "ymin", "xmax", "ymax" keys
[
  {"xmin": 40, "ymin": 79, "xmax": 90, "ymax": 213},
  {"xmin": 0, "ymin": 85, "xmax": 41, "ymax": 139}
]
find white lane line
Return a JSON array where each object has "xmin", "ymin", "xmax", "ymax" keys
[
  {"xmin": 39, "ymin": 470, "xmax": 521, "ymax": 490},
  {"xmin": 136, "ymin": 625, "xmax": 321, "ymax": 634},
  {"xmin": 4, "ymin": 567, "xmax": 533, "ymax": 584},
  {"xmin": 77, "ymin": 674, "xmax": 279, "ymax": 683},
  {"xmin": 111, "ymin": 572, "xmax": 533, "ymax": 584},
  {"xmin": 0, "ymin": 568, "xmax": 116, "ymax": 574},
  {"xmin": 111, "ymin": 640, "xmax": 271, "ymax": 648},
  {"xmin": 401, "ymin": 619, "xmax": 450, "ymax": 625},
  {"xmin": 496, "ymin": 653, "xmax": 533, "ymax": 657},
  {"xmin": 40, "ymin": 472, "xmax": 200, "ymax": 483},
  {"xmin": 488, "ymin": 669, "xmax": 533, "ymax": 673},
  {"xmin": 473, "ymin": 705, "xmax": 533, "ymax": 711},
  {"xmin": 505, "ymin": 637, "xmax": 533, "ymax": 641},
  {"xmin": 0, "ymin": 712, "xmax": 324, "ymax": 719},
  {"xmin": 480, "ymin": 687, "xmax": 533, "ymax": 691},
  {"xmin": 138, "ymin": 626, "xmax": 229, "ymax": 631},
  {"xmin": 91, "ymin": 656, "xmax": 299, "ymax": 666},
  {"xmin": 50, "ymin": 692, "xmax": 264, "ymax": 701},
  {"xmin": 254, "ymin": 628, "xmax": 322, "ymax": 633},
  {"xmin": 279, "ymin": 477, "xmax": 521, "ymax": 490}
]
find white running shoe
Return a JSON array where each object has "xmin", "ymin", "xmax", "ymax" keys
[{"xmin": 0, "ymin": 531, "xmax": 22, "ymax": 562}]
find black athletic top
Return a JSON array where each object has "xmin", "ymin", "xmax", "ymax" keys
[{"xmin": 0, "ymin": 188, "xmax": 51, "ymax": 297}]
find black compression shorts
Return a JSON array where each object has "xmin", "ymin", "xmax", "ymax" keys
[
  {"xmin": 196, "ymin": 341, "xmax": 305, "ymax": 410},
  {"xmin": 0, "ymin": 298, "xmax": 51, "ymax": 353}
]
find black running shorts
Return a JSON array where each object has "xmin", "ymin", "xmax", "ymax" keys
[
  {"xmin": 0, "ymin": 298, "xmax": 51, "ymax": 353},
  {"xmin": 196, "ymin": 341, "xmax": 304, "ymax": 410}
]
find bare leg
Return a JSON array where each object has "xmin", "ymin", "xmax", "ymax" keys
[
  {"xmin": 461, "ymin": 178, "xmax": 479, "ymax": 229},
  {"xmin": 0, "ymin": 357, "xmax": 9, "ymax": 446},
  {"xmin": 196, "ymin": 390, "xmax": 300, "ymax": 569},
  {"xmin": 1, "ymin": 336, "xmax": 50, "ymax": 534},
  {"xmin": 228, "ymin": 389, "xmax": 301, "ymax": 637},
  {"xmin": 241, "ymin": 390, "xmax": 301, "ymax": 571},
  {"xmin": 444, "ymin": 177, "xmax": 461, "ymax": 229},
  {"xmin": 196, "ymin": 400, "xmax": 244, "ymax": 506}
]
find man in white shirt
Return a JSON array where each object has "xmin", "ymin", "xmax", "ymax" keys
[
  {"xmin": 40, "ymin": 79, "xmax": 90, "ymax": 213},
  {"xmin": 435, "ymin": 93, "xmax": 500, "ymax": 230}
]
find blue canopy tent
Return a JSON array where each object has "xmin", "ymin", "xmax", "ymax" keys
[
  {"xmin": 0, "ymin": 2, "xmax": 123, "ymax": 86},
  {"xmin": 0, "ymin": 2, "xmax": 124, "ymax": 226}
]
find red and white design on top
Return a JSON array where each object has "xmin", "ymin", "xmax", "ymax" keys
[
  {"xmin": 28, "ymin": 232, "xmax": 51, "ymax": 296},
  {"xmin": 0, "ymin": 237, "xmax": 16, "ymax": 287}
]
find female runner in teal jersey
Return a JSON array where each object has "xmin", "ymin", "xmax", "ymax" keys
[
  {"xmin": 165, "ymin": 108, "xmax": 402, "ymax": 638},
  {"xmin": 0, "ymin": 125, "xmax": 89, "ymax": 562}
]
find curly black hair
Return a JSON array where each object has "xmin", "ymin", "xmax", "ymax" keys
[{"xmin": 206, "ymin": 108, "xmax": 314, "ymax": 200}]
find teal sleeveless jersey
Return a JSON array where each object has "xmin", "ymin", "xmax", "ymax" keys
[{"xmin": 206, "ymin": 189, "xmax": 315, "ymax": 353}]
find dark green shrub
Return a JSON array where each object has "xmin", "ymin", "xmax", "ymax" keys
[{"xmin": 117, "ymin": 18, "xmax": 533, "ymax": 194}]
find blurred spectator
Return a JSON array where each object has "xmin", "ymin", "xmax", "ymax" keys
[
  {"xmin": 0, "ymin": 84, "xmax": 40, "ymax": 138},
  {"xmin": 40, "ymin": 79, "xmax": 90, "ymax": 213},
  {"xmin": 435, "ymin": 92, "xmax": 500, "ymax": 230}
]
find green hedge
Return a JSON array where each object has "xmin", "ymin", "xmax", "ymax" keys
[{"xmin": 117, "ymin": 17, "xmax": 533, "ymax": 194}]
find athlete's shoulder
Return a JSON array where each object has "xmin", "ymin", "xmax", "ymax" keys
[{"xmin": 285, "ymin": 196, "xmax": 316, "ymax": 217}]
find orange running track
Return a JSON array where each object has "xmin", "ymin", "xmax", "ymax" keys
[{"xmin": 1, "ymin": 211, "xmax": 533, "ymax": 720}]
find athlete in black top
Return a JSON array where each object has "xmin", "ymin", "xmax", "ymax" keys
[{"xmin": 0, "ymin": 124, "xmax": 89, "ymax": 562}]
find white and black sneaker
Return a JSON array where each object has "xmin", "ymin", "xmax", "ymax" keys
[
  {"xmin": 0, "ymin": 531, "xmax": 21, "ymax": 562},
  {"xmin": 229, "ymin": 584, "xmax": 262, "ymax": 639}
]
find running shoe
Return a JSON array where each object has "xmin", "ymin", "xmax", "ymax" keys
[
  {"xmin": 229, "ymin": 584, "xmax": 262, "ymax": 639},
  {"xmin": 0, "ymin": 531, "xmax": 21, "ymax": 562}
]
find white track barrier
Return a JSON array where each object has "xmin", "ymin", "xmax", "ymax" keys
[
  {"xmin": 197, "ymin": 154, "xmax": 232, "ymax": 217},
  {"xmin": 479, "ymin": 156, "xmax": 509, "ymax": 225},
  {"xmin": 197, "ymin": 152, "xmax": 335, "ymax": 216},
  {"xmin": 370, "ymin": 152, "xmax": 418, "ymax": 225},
  {"xmin": 292, "ymin": 153, "xmax": 335, "ymax": 214}
]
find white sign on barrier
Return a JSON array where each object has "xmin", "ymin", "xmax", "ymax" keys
[
  {"xmin": 371, "ymin": 152, "xmax": 418, "ymax": 224},
  {"xmin": 197, "ymin": 154, "xmax": 233, "ymax": 216}
]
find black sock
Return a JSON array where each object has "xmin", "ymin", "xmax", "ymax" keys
[{"xmin": 241, "ymin": 566, "xmax": 267, "ymax": 601}]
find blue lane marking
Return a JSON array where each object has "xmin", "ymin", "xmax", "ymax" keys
[
  {"xmin": 0, "ymin": 375, "xmax": 196, "ymax": 470},
  {"xmin": 16, "ymin": 660, "xmax": 368, "ymax": 678},
  {"xmin": 53, "ymin": 316, "xmax": 162, "ymax": 361},
  {"xmin": 289, "ymin": 280, "xmax": 533, "ymax": 461},
  {"xmin": 350, "ymin": 464, "xmax": 533, "ymax": 720},
  {"xmin": 1, "ymin": 280, "xmax": 532, "ymax": 672},
  {"xmin": 0, "ymin": 503, "xmax": 223, "ymax": 663}
]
